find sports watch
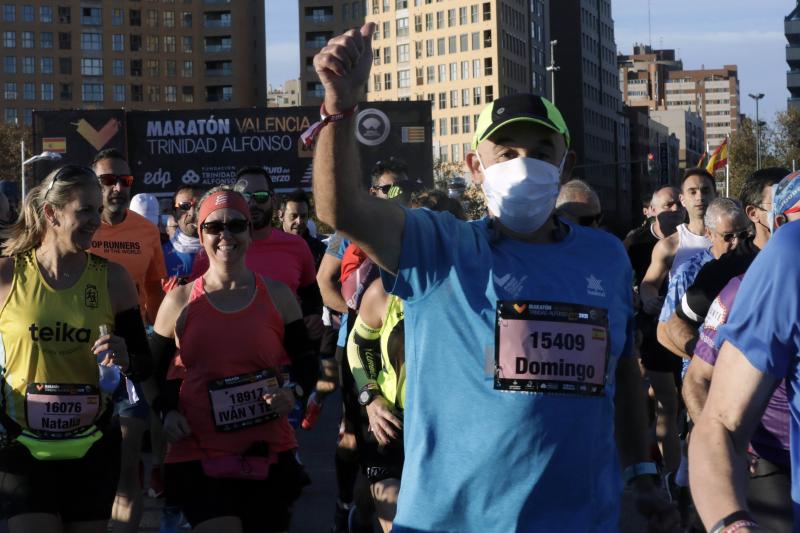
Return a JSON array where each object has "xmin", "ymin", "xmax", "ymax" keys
[{"xmin": 358, "ymin": 384, "xmax": 380, "ymax": 406}]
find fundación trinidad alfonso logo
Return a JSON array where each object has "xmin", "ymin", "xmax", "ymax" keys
[{"xmin": 72, "ymin": 118, "xmax": 121, "ymax": 151}]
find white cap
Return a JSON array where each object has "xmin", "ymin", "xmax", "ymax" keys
[{"xmin": 129, "ymin": 193, "xmax": 160, "ymax": 226}]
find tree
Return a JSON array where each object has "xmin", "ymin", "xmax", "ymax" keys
[
  {"xmin": 0, "ymin": 122, "xmax": 32, "ymax": 183},
  {"xmin": 771, "ymin": 106, "xmax": 800, "ymax": 171},
  {"xmin": 728, "ymin": 116, "xmax": 781, "ymax": 198}
]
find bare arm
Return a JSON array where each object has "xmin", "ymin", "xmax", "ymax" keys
[
  {"xmin": 655, "ymin": 320, "xmax": 688, "ymax": 359},
  {"xmin": 682, "ymin": 356, "xmax": 714, "ymax": 421},
  {"xmin": 312, "ymin": 24, "xmax": 404, "ymax": 275},
  {"xmin": 689, "ymin": 341, "xmax": 778, "ymax": 529},
  {"xmin": 639, "ymin": 236, "xmax": 674, "ymax": 315},
  {"xmin": 264, "ymin": 277, "xmax": 303, "ymax": 326},
  {"xmin": 316, "ymin": 253, "xmax": 348, "ymax": 313}
]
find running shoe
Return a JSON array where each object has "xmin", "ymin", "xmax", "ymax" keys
[
  {"xmin": 302, "ymin": 393, "xmax": 323, "ymax": 430},
  {"xmin": 148, "ymin": 464, "xmax": 165, "ymax": 499}
]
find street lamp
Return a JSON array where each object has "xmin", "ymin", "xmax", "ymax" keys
[
  {"xmin": 20, "ymin": 149, "xmax": 62, "ymax": 200},
  {"xmin": 748, "ymin": 93, "xmax": 765, "ymax": 170},
  {"xmin": 546, "ymin": 40, "xmax": 559, "ymax": 105}
]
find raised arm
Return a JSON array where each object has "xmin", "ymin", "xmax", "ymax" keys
[{"xmin": 312, "ymin": 24, "xmax": 404, "ymax": 274}]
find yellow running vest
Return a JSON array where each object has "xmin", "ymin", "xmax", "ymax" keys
[
  {"xmin": 378, "ymin": 295, "xmax": 406, "ymax": 410},
  {"xmin": 0, "ymin": 251, "xmax": 114, "ymax": 456}
]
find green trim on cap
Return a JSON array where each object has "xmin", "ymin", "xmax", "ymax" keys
[{"xmin": 471, "ymin": 97, "xmax": 571, "ymax": 150}]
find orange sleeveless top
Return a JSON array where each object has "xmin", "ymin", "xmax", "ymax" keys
[{"xmin": 166, "ymin": 274, "xmax": 297, "ymax": 463}]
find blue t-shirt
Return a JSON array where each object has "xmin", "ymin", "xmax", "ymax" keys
[
  {"xmin": 384, "ymin": 209, "xmax": 635, "ymax": 532},
  {"xmin": 659, "ymin": 248, "xmax": 713, "ymax": 323},
  {"xmin": 162, "ymin": 240, "xmax": 199, "ymax": 278},
  {"xmin": 717, "ymin": 220, "xmax": 800, "ymax": 523}
]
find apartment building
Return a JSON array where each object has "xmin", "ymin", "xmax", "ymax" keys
[
  {"xmin": 0, "ymin": 0, "xmax": 266, "ymax": 125},
  {"xmin": 650, "ymin": 108, "xmax": 704, "ymax": 170},
  {"xmin": 786, "ymin": 1, "xmax": 800, "ymax": 110},
  {"xmin": 267, "ymin": 78, "xmax": 301, "ymax": 107},
  {"xmin": 299, "ymin": 0, "xmax": 551, "ymax": 164},
  {"xmin": 618, "ymin": 44, "xmax": 682, "ymax": 109},
  {"xmin": 664, "ymin": 65, "xmax": 739, "ymax": 148}
]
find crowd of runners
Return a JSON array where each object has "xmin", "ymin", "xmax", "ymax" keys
[{"xmin": 0, "ymin": 23, "xmax": 798, "ymax": 533}]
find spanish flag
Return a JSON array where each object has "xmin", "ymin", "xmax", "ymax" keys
[{"xmin": 706, "ymin": 138, "xmax": 729, "ymax": 173}]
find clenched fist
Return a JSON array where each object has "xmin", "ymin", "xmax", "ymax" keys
[{"xmin": 313, "ymin": 23, "xmax": 376, "ymax": 115}]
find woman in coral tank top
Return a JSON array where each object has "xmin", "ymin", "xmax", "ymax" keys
[{"xmin": 150, "ymin": 186, "xmax": 309, "ymax": 533}]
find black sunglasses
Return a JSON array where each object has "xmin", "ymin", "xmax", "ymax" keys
[
  {"xmin": 174, "ymin": 200, "xmax": 197, "ymax": 211},
  {"xmin": 577, "ymin": 213, "xmax": 603, "ymax": 227},
  {"xmin": 719, "ymin": 230, "xmax": 750, "ymax": 243},
  {"xmin": 44, "ymin": 165, "xmax": 96, "ymax": 199},
  {"xmin": 371, "ymin": 184, "xmax": 393, "ymax": 195},
  {"xmin": 200, "ymin": 219, "xmax": 250, "ymax": 235},
  {"xmin": 243, "ymin": 191, "xmax": 272, "ymax": 204}
]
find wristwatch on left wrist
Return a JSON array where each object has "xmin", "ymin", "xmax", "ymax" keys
[{"xmin": 358, "ymin": 384, "xmax": 380, "ymax": 406}]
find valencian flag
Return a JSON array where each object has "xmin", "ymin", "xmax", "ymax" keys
[{"xmin": 706, "ymin": 138, "xmax": 729, "ymax": 173}]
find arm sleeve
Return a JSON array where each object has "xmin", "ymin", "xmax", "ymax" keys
[
  {"xmin": 149, "ymin": 332, "xmax": 180, "ymax": 417},
  {"xmin": 297, "ymin": 281, "xmax": 323, "ymax": 317},
  {"xmin": 114, "ymin": 307, "xmax": 153, "ymax": 382},
  {"xmin": 717, "ymin": 228, "xmax": 800, "ymax": 379},
  {"xmin": 346, "ymin": 315, "xmax": 382, "ymax": 392},
  {"xmin": 675, "ymin": 261, "xmax": 719, "ymax": 327}
]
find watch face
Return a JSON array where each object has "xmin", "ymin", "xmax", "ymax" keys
[{"xmin": 359, "ymin": 389, "xmax": 371, "ymax": 406}]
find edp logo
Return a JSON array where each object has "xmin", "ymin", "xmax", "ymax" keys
[{"xmin": 143, "ymin": 169, "xmax": 172, "ymax": 188}]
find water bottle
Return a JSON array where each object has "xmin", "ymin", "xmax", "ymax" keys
[{"xmin": 97, "ymin": 324, "xmax": 121, "ymax": 394}]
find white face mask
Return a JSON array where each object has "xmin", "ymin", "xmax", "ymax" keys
[{"xmin": 477, "ymin": 153, "xmax": 565, "ymax": 234}]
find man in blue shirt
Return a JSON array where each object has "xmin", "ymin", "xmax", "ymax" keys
[
  {"xmin": 689, "ymin": 171, "xmax": 800, "ymax": 532},
  {"xmin": 310, "ymin": 24, "xmax": 677, "ymax": 532},
  {"xmin": 162, "ymin": 185, "xmax": 204, "ymax": 278}
]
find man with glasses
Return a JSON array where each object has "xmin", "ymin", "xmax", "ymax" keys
[
  {"xmin": 162, "ymin": 185, "xmax": 205, "ymax": 278},
  {"xmin": 89, "ymin": 148, "xmax": 166, "ymax": 533}
]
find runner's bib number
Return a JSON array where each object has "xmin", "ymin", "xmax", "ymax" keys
[
  {"xmin": 494, "ymin": 301, "xmax": 609, "ymax": 396},
  {"xmin": 208, "ymin": 369, "xmax": 280, "ymax": 432},
  {"xmin": 25, "ymin": 383, "xmax": 100, "ymax": 437}
]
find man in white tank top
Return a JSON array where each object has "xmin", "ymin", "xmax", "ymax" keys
[{"xmin": 640, "ymin": 169, "xmax": 716, "ymax": 317}]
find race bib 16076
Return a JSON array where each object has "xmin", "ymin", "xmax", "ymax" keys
[{"xmin": 494, "ymin": 301, "xmax": 610, "ymax": 396}]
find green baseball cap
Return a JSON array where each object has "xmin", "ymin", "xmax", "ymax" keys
[{"xmin": 471, "ymin": 93, "xmax": 571, "ymax": 150}]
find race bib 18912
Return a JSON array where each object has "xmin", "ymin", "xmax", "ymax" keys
[
  {"xmin": 494, "ymin": 301, "xmax": 609, "ymax": 396},
  {"xmin": 208, "ymin": 369, "xmax": 280, "ymax": 432},
  {"xmin": 25, "ymin": 383, "xmax": 100, "ymax": 436}
]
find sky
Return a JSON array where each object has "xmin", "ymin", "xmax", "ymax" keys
[{"xmin": 265, "ymin": 0, "xmax": 792, "ymax": 123}]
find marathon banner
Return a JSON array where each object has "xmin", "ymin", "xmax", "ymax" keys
[
  {"xmin": 33, "ymin": 102, "xmax": 432, "ymax": 194},
  {"xmin": 32, "ymin": 109, "xmax": 127, "ymax": 179}
]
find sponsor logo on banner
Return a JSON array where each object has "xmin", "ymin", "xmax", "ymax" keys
[
  {"xmin": 182, "ymin": 169, "xmax": 201, "ymax": 184},
  {"xmin": 42, "ymin": 137, "xmax": 67, "ymax": 153},
  {"xmin": 143, "ymin": 168, "xmax": 172, "ymax": 188},
  {"xmin": 72, "ymin": 118, "xmax": 121, "ymax": 150},
  {"xmin": 356, "ymin": 108, "xmax": 390, "ymax": 146}
]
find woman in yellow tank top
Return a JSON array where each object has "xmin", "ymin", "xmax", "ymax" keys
[{"xmin": 0, "ymin": 166, "xmax": 151, "ymax": 533}]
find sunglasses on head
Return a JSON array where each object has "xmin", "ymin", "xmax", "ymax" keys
[
  {"xmin": 98, "ymin": 173, "xmax": 134, "ymax": 188},
  {"xmin": 243, "ymin": 191, "xmax": 272, "ymax": 204},
  {"xmin": 200, "ymin": 219, "xmax": 250, "ymax": 235},
  {"xmin": 371, "ymin": 184, "xmax": 393, "ymax": 195},
  {"xmin": 719, "ymin": 230, "xmax": 750, "ymax": 243},
  {"xmin": 577, "ymin": 213, "xmax": 603, "ymax": 227},
  {"xmin": 175, "ymin": 200, "xmax": 197, "ymax": 211},
  {"xmin": 44, "ymin": 165, "xmax": 96, "ymax": 198}
]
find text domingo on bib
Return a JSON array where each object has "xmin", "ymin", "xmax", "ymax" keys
[{"xmin": 494, "ymin": 300, "xmax": 609, "ymax": 396}]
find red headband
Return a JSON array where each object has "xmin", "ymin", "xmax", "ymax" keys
[{"xmin": 198, "ymin": 190, "xmax": 251, "ymax": 227}]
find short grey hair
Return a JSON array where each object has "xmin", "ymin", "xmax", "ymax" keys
[
  {"xmin": 651, "ymin": 186, "xmax": 679, "ymax": 208},
  {"xmin": 704, "ymin": 197, "xmax": 746, "ymax": 230},
  {"xmin": 556, "ymin": 179, "xmax": 600, "ymax": 211}
]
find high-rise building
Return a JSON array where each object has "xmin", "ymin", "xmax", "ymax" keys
[
  {"xmin": 550, "ymin": 0, "xmax": 631, "ymax": 230},
  {"xmin": 649, "ymin": 108, "xmax": 704, "ymax": 170},
  {"xmin": 664, "ymin": 65, "xmax": 739, "ymax": 149},
  {"xmin": 299, "ymin": 0, "xmax": 551, "ymax": 163},
  {"xmin": 786, "ymin": 2, "xmax": 800, "ymax": 110},
  {"xmin": 618, "ymin": 44, "xmax": 682, "ymax": 110},
  {"xmin": 0, "ymin": 1, "xmax": 266, "ymax": 126}
]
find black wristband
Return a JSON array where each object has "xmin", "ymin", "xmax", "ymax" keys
[{"xmin": 709, "ymin": 511, "xmax": 759, "ymax": 533}]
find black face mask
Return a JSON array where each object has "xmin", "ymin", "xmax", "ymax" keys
[{"xmin": 655, "ymin": 209, "xmax": 686, "ymax": 238}]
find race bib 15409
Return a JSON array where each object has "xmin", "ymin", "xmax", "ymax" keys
[{"xmin": 494, "ymin": 301, "xmax": 609, "ymax": 396}]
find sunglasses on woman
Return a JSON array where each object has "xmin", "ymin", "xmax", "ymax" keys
[
  {"xmin": 44, "ymin": 165, "xmax": 96, "ymax": 199},
  {"xmin": 98, "ymin": 173, "xmax": 135, "ymax": 188},
  {"xmin": 200, "ymin": 219, "xmax": 250, "ymax": 235}
]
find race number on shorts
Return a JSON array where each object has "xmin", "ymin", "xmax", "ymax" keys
[
  {"xmin": 494, "ymin": 301, "xmax": 609, "ymax": 396},
  {"xmin": 208, "ymin": 369, "xmax": 280, "ymax": 432},
  {"xmin": 25, "ymin": 383, "xmax": 100, "ymax": 437}
]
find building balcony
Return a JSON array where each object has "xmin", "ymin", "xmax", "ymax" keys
[
  {"xmin": 304, "ymin": 14, "xmax": 334, "ymax": 24},
  {"xmin": 788, "ymin": 70, "xmax": 800, "ymax": 88},
  {"xmin": 203, "ymin": 20, "xmax": 231, "ymax": 28},
  {"xmin": 203, "ymin": 0, "xmax": 231, "ymax": 4},
  {"xmin": 786, "ymin": 19, "xmax": 800, "ymax": 36},
  {"xmin": 206, "ymin": 68, "xmax": 232, "ymax": 77},
  {"xmin": 204, "ymin": 44, "xmax": 231, "ymax": 53},
  {"xmin": 789, "ymin": 97, "xmax": 800, "ymax": 110}
]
